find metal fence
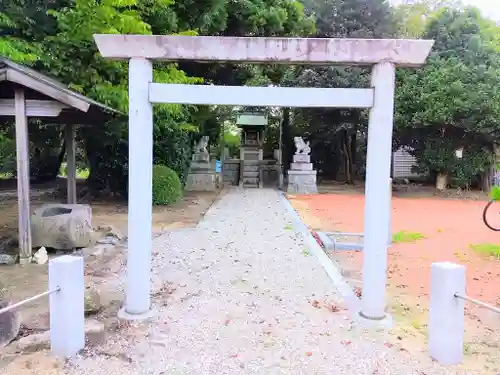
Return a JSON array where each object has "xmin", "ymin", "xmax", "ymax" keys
[
  {"xmin": 0, "ymin": 255, "xmax": 85, "ymax": 358},
  {"xmin": 428, "ymin": 262, "xmax": 500, "ymax": 365}
]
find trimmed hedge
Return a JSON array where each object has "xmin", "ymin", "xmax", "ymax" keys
[{"xmin": 152, "ymin": 165, "xmax": 183, "ymax": 205}]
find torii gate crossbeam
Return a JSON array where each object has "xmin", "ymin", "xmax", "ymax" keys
[{"xmin": 94, "ymin": 34, "xmax": 433, "ymax": 323}]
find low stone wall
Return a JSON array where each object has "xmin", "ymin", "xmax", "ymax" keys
[
  {"xmin": 223, "ymin": 160, "xmax": 240, "ymax": 186},
  {"xmin": 261, "ymin": 161, "xmax": 279, "ymax": 187},
  {"xmin": 222, "ymin": 159, "xmax": 280, "ymax": 187}
]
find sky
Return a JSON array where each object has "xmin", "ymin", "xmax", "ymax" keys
[
  {"xmin": 390, "ymin": 0, "xmax": 500, "ymax": 21},
  {"xmin": 464, "ymin": 0, "xmax": 500, "ymax": 21}
]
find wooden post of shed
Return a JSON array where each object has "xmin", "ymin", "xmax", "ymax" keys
[
  {"xmin": 219, "ymin": 121, "xmax": 225, "ymax": 187},
  {"xmin": 279, "ymin": 115, "xmax": 283, "ymax": 190},
  {"xmin": 65, "ymin": 124, "xmax": 77, "ymax": 204},
  {"xmin": 14, "ymin": 87, "xmax": 32, "ymax": 264}
]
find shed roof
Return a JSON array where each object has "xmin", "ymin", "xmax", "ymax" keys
[{"xmin": 0, "ymin": 57, "xmax": 124, "ymax": 125}]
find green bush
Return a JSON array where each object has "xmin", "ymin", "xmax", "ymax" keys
[
  {"xmin": 152, "ymin": 165, "xmax": 183, "ymax": 205},
  {"xmin": 153, "ymin": 125, "xmax": 193, "ymax": 187},
  {"xmin": 0, "ymin": 132, "xmax": 16, "ymax": 175},
  {"xmin": 490, "ymin": 185, "xmax": 500, "ymax": 202}
]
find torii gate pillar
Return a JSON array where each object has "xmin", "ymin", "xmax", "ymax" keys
[{"xmin": 94, "ymin": 35, "xmax": 433, "ymax": 323}]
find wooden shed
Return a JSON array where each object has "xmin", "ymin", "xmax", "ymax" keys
[
  {"xmin": 392, "ymin": 146, "xmax": 421, "ymax": 180},
  {"xmin": 0, "ymin": 57, "xmax": 123, "ymax": 264}
]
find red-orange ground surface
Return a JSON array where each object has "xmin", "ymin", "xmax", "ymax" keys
[
  {"xmin": 289, "ymin": 191, "xmax": 500, "ymax": 372},
  {"xmin": 289, "ymin": 193, "xmax": 500, "ymax": 306}
]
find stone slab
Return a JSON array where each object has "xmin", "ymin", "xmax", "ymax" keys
[
  {"xmin": 293, "ymin": 154, "xmax": 310, "ymax": 163},
  {"xmin": 287, "ymin": 169, "xmax": 318, "ymax": 194},
  {"xmin": 290, "ymin": 162, "xmax": 313, "ymax": 171},
  {"xmin": 243, "ymin": 171, "xmax": 259, "ymax": 178},
  {"xmin": 31, "ymin": 204, "xmax": 94, "ymax": 250},
  {"xmin": 287, "ymin": 182, "xmax": 318, "ymax": 194},
  {"xmin": 0, "ymin": 298, "xmax": 20, "ymax": 347},
  {"xmin": 192, "ymin": 153, "xmax": 210, "ymax": 162},
  {"xmin": 190, "ymin": 161, "xmax": 214, "ymax": 172},
  {"xmin": 185, "ymin": 172, "xmax": 217, "ymax": 192},
  {"xmin": 288, "ymin": 170, "xmax": 317, "ymax": 176},
  {"xmin": 94, "ymin": 35, "xmax": 435, "ymax": 67}
]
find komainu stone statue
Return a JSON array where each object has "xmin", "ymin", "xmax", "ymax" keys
[
  {"xmin": 288, "ymin": 136, "xmax": 317, "ymax": 194},
  {"xmin": 186, "ymin": 135, "xmax": 216, "ymax": 191},
  {"xmin": 293, "ymin": 136, "xmax": 311, "ymax": 155},
  {"xmin": 195, "ymin": 136, "xmax": 209, "ymax": 154}
]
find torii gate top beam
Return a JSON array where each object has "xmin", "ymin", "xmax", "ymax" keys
[{"xmin": 93, "ymin": 35, "xmax": 434, "ymax": 67}]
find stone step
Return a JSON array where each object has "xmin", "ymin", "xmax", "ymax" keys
[
  {"xmin": 243, "ymin": 171, "xmax": 259, "ymax": 178},
  {"xmin": 243, "ymin": 161, "xmax": 259, "ymax": 166},
  {"xmin": 243, "ymin": 183, "xmax": 259, "ymax": 188},
  {"xmin": 243, "ymin": 165, "xmax": 259, "ymax": 172},
  {"xmin": 242, "ymin": 177, "xmax": 259, "ymax": 185}
]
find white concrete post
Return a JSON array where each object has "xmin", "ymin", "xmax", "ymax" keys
[
  {"xmin": 429, "ymin": 262, "xmax": 465, "ymax": 365},
  {"xmin": 124, "ymin": 58, "xmax": 154, "ymax": 317},
  {"xmin": 360, "ymin": 62, "xmax": 396, "ymax": 320},
  {"xmin": 49, "ymin": 255, "xmax": 85, "ymax": 358}
]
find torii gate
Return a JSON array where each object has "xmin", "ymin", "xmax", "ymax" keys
[{"xmin": 94, "ymin": 35, "xmax": 433, "ymax": 323}]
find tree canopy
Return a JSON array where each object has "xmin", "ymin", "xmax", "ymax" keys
[
  {"xmin": 395, "ymin": 6, "xmax": 500, "ymax": 188},
  {"xmin": 1, "ymin": 0, "xmax": 500, "ymax": 193},
  {"xmin": 0, "ymin": 0, "xmax": 313, "ymax": 194}
]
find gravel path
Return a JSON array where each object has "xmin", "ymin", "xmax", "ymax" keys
[{"xmin": 69, "ymin": 188, "xmax": 467, "ymax": 375}]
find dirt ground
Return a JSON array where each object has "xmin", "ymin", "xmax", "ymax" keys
[
  {"xmin": 288, "ymin": 182, "xmax": 500, "ymax": 374},
  {"xmin": 0, "ymin": 185, "xmax": 221, "ymax": 346}
]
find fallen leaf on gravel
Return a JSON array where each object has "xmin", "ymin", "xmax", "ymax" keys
[
  {"xmin": 341, "ymin": 340, "xmax": 352, "ymax": 345},
  {"xmin": 224, "ymin": 319, "xmax": 231, "ymax": 326},
  {"xmin": 305, "ymin": 351, "xmax": 313, "ymax": 357},
  {"xmin": 311, "ymin": 300, "xmax": 321, "ymax": 308},
  {"xmin": 354, "ymin": 287, "xmax": 362, "ymax": 297},
  {"xmin": 311, "ymin": 232, "xmax": 324, "ymax": 247},
  {"xmin": 384, "ymin": 342, "xmax": 394, "ymax": 348},
  {"xmin": 325, "ymin": 303, "xmax": 341, "ymax": 313}
]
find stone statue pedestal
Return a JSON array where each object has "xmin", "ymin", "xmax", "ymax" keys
[
  {"xmin": 287, "ymin": 154, "xmax": 318, "ymax": 194},
  {"xmin": 185, "ymin": 152, "xmax": 217, "ymax": 191}
]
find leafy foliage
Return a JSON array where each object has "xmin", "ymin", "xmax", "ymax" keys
[
  {"xmin": 303, "ymin": 0, "xmax": 395, "ymax": 38},
  {"xmin": 0, "ymin": 131, "xmax": 15, "ymax": 174},
  {"xmin": 2, "ymin": 0, "xmax": 500, "ymax": 193},
  {"xmin": 0, "ymin": 0, "xmax": 315, "ymax": 195},
  {"xmin": 222, "ymin": 125, "xmax": 241, "ymax": 159},
  {"xmin": 392, "ymin": 230, "xmax": 426, "ymax": 244},
  {"xmin": 395, "ymin": 6, "xmax": 500, "ymax": 188},
  {"xmin": 151, "ymin": 165, "xmax": 183, "ymax": 205},
  {"xmin": 288, "ymin": 0, "xmax": 395, "ymax": 182},
  {"xmin": 153, "ymin": 121, "xmax": 194, "ymax": 186},
  {"xmin": 393, "ymin": 0, "xmax": 461, "ymax": 38},
  {"xmin": 490, "ymin": 185, "xmax": 500, "ymax": 201},
  {"xmin": 0, "ymin": 8, "xmax": 41, "ymax": 64}
]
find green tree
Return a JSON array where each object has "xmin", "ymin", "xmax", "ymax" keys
[
  {"xmin": 286, "ymin": 0, "xmax": 395, "ymax": 183},
  {"xmin": 1, "ymin": 0, "xmax": 316, "ymax": 195},
  {"xmin": 393, "ymin": 0, "xmax": 462, "ymax": 38},
  {"xmin": 395, "ymin": 7, "xmax": 500, "ymax": 189}
]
